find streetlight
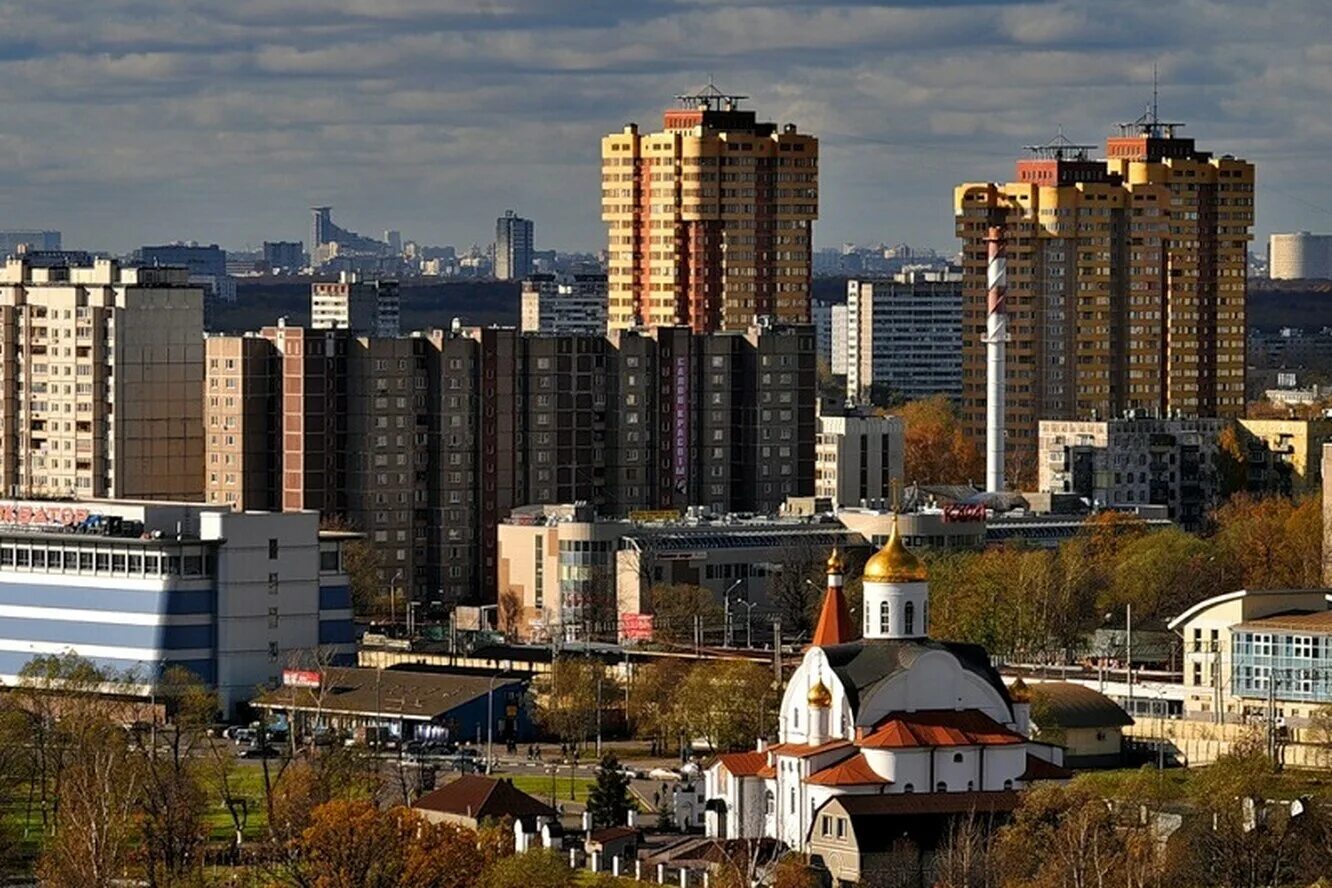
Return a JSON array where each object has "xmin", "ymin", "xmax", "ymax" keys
[
  {"xmin": 486, "ymin": 669, "xmax": 510, "ymax": 775},
  {"xmin": 389, "ymin": 569, "xmax": 404, "ymax": 631},
  {"xmin": 736, "ymin": 599, "xmax": 760, "ymax": 650},
  {"xmin": 1104, "ymin": 604, "xmax": 1133, "ymax": 714},
  {"xmin": 722, "ymin": 579, "xmax": 743, "ymax": 648}
]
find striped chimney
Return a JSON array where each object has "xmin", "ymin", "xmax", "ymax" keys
[{"xmin": 985, "ymin": 226, "xmax": 1007, "ymax": 493}]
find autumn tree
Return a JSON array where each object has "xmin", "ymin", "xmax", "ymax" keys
[
  {"xmin": 534, "ymin": 656, "xmax": 616, "ymax": 749},
  {"xmin": 647, "ymin": 584, "xmax": 722, "ymax": 646},
  {"xmin": 1212, "ymin": 493, "xmax": 1322, "ymax": 590},
  {"xmin": 891, "ymin": 396, "xmax": 983, "ymax": 487},
  {"xmin": 674, "ymin": 659, "xmax": 775, "ymax": 752},
  {"xmin": 1103, "ymin": 527, "xmax": 1231, "ymax": 626},
  {"xmin": 627, "ymin": 659, "xmax": 690, "ymax": 755},
  {"xmin": 321, "ymin": 516, "xmax": 386, "ymax": 618}
]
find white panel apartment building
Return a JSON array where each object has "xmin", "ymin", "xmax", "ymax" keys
[
  {"xmin": 815, "ymin": 412, "xmax": 905, "ymax": 508},
  {"xmin": 0, "ymin": 256, "xmax": 204, "ymax": 500},
  {"xmin": 846, "ymin": 270, "xmax": 962, "ymax": 405},
  {"xmin": 520, "ymin": 273, "xmax": 609, "ymax": 335}
]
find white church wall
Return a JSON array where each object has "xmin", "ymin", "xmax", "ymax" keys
[
  {"xmin": 982, "ymin": 746, "xmax": 1028, "ymax": 790},
  {"xmin": 856, "ymin": 651, "xmax": 1012, "ymax": 727}
]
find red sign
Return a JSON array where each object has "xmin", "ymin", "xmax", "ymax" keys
[
  {"xmin": 0, "ymin": 504, "xmax": 93, "ymax": 528},
  {"xmin": 282, "ymin": 669, "xmax": 321, "ymax": 689},
  {"xmin": 942, "ymin": 504, "xmax": 987, "ymax": 523},
  {"xmin": 620, "ymin": 613, "xmax": 655, "ymax": 642}
]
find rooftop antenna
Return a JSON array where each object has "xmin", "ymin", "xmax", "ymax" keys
[{"xmin": 1151, "ymin": 62, "xmax": 1159, "ymax": 124}]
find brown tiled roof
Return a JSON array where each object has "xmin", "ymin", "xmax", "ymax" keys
[
  {"xmin": 806, "ymin": 752, "xmax": 891, "ymax": 786},
  {"xmin": 588, "ymin": 826, "xmax": 638, "ymax": 844},
  {"xmin": 1019, "ymin": 754, "xmax": 1073, "ymax": 782},
  {"xmin": 1028, "ymin": 682, "xmax": 1133, "ymax": 728},
  {"xmin": 767, "ymin": 739, "xmax": 853, "ymax": 759},
  {"xmin": 413, "ymin": 775, "xmax": 555, "ymax": 821},
  {"xmin": 1235, "ymin": 610, "xmax": 1332, "ymax": 632},
  {"xmin": 756, "ymin": 764, "xmax": 776, "ymax": 779},
  {"xmin": 715, "ymin": 750, "xmax": 768, "ymax": 777},
  {"xmin": 858, "ymin": 710, "xmax": 1024, "ymax": 749},
  {"xmin": 828, "ymin": 790, "xmax": 1021, "ymax": 819}
]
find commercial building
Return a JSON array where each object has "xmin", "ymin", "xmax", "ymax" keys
[
  {"xmin": 205, "ymin": 325, "xmax": 435, "ymax": 599},
  {"xmin": 310, "ymin": 206, "xmax": 391, "ymax": 259},
  {"xmin": 0, "ymin": 230, "xmax": 61, "ymax": 256},
  {"xmin": 310, "ymin": 273, "xmax": 400, "ymax": 337},
  {"xmin": 1269, "ymin": 232, "xmax": 1332, "ymax": 280},
  {"xmin": 496, "ymin": 503, "xmax": 855, "ymax": 643},
  {"xmin": 520, "ymin": 273, "xmax": 608, "ymax": 335},
  {"xmin": 254, "ymin": 667, "xmax": 531, "ymax": 746},
  {"xmin": 814, "ymin": 411, "xmax": 905, "ymax": 508},
  {"xmin": 601, "ymin": 86, "xmax": 818, "ymax": 332},
  {"xmin": 811, "ymin": 302, "xmax": 847, "ymax": 376},
  {"xmin": 495, "ymin": 211, "xmax": 535, "ymax": 281},
  {"xmin": 1037, "ymin": 417, "xmax": 1226, "ymax": 529},
  {"xmin": 263, "ymin": 241, "xmax": 304, "ymax": 273},
  {"xmin": 0, "ymin": 499, "xmax": 355, "ymax": 716},
  {"xmin": 845, "ymin": 270, "xmax": 963, "ymax": 404},
  {"xmin": 1170, "ymin": 588, "xmax": 1332, "ymax": 723},
  {"xmin": 956, "ymin": 117, "xmax": 1254, "ymax": 473},
  {"xmin": 0, "ymin": 256, "xmax": 204, "ymax": 501}
]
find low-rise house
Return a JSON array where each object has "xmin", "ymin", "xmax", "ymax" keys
[
  {"xmin": 1026, "ymin": 681, "xmax": 1134, "ymax": 768},
  {"xmin": 413, "ymin": 775, "xmax": 555, "ymax": 831}
]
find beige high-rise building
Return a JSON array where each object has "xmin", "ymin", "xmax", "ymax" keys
[
  {"xmin": 0, "ymin": 257, "xmax": 204, "ymax": 500},
  {"xmin": 955, "ymin": 115, "xmax": 1253, "ymax": 482},
  {"xmin": 601, "ymin": 86, "xmax": 818, "ymax": 333}
]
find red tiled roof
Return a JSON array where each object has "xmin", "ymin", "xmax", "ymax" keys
[
  {"xmin": 767, "ymin": 739, "xmax": 853, "ymax": 759},
  {"xmin": 715, "ymin": 751, "xmax": 769, "ymax": 778},
  {"xmin": 859, "ymin": 710, "xmax": 1024, "ymax": 750},
  {"xmin": 756, "ymin": 764, "xmax": 776, "ymax": 779},
  {"xmin": 806, "ymin": 752, "xmax": 891, "ymax": 786},
  {"xmin": 812, "ymin": 582, "xmax": 855, "ymax": 646},
  {"xmin": 413, "ymin": 775, "xmax": 555, "ymax": 821},
  {"xmin": 1019, "ymin": 754, "xmax": 1073, "ymax": 782}
]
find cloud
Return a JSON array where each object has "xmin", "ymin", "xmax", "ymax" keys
[{"xmin": 0, "ymin": 0, "xmax": 1324, "ymax": 252}]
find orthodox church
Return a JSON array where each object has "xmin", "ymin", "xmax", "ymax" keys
[{"xmin": 703, "ymin": 519, "xmax": 1069, "ymax": 865}]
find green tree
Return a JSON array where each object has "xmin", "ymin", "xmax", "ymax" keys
[
  {"xmin": 478, "ymin": 848, "xmax": 576, "ymax": 888},
  {"xmin": 674, "ymin": 659, "xmax": 775, "ymax": 752},
  {"xmin": 647, "ymin": 584, "xmax": 722, "ymax": 645},
  {"xmin": 534, "ymin": 657, "xmax": 615, "ymax": 749},
  {"xmin": 586, "ymin": 754, "xmax": 634, "ymax": 829},
  {"xmin": 1103, "ymin": 527, "xmax": 1228, "ymax": 625},
  {"xmin": 627, "ymin": 660, "xmax": 689, "ymax": 755}
]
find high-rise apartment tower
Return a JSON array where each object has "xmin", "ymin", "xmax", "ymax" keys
[
  {"xmin": 601, "ymin": 85, "xmax": 818, "ymax": 333},
  {"xmin": 494, "ymin": 211, "xmax": 534, "ymax": 281},
  {"xmin": 955, "ymin": 112, "xmax": 1253, "ymax": 484}
]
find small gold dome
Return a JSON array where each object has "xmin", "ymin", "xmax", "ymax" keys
[
  {"xmin": 863, "ymin": 515, "xmax": 927, "ymax": 584},
  {"xmin": 807, "ymin": 679, "xmax": 833, "ymax": 709},
  {"xmin": 826, "ymin": 548, "xmax": 844, "ymax": 574}
]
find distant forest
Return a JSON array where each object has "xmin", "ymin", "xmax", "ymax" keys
[{"xmin": 207, "ymin": 276, "xmax": 1326, "ymax": 335}]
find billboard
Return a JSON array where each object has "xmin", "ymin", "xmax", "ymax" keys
[
  {"xmin": 942, "ymin": 504, "xmax": 987, "ymax": 523},
  {"xmin": 281, "ymin": 669, "xmax": 321, "ymax": 689},
  {"xmin": 619, "ymin": 613, "xmax": 655, "ymax": 643},
  {"xmin": 673, "ymin": 355, "xmax": 690, "ymax": 494}
]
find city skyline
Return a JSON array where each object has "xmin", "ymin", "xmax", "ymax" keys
[{"xmin": 0, "ymin": 0, "xmax": 1326, "ymax": 255}]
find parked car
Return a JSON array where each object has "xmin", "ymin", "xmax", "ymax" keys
[
  {"xmin": 240, "ymin": 744, "xmax": 279, "ymax": 759},
  {"xmin": 648, "ymin": 767, "xmax": 681, "ymax": 781}
]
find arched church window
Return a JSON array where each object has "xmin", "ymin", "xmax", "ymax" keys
[
  {"xmin": 904, "ymin": 601, "xmax": 915, "ymax": 635},
  {"xmin": 792, "ymin": 707, "xmax": 800, "ymax": 729},
  {"xmin": 952, "ymin": 752, "xmax": 964, "ymax": 763},
  {"xmin": 903, "ymin": 783, "xmax": 914, "ymax": 793},
  {"xmin": 936, "ymin": 781, "xmax": 947, "ymax": 792},
  {"xmin": 789, "ymin": 788, "xmax": 796, "ymax": 814},
  {"xmin": 879, "ymin": 601, "xmax": 890, "ymax": 634},
  {"xmin": 765, "ymin": 790, "xmax": 775, "ymax": 815},
  {"xmin": 1003, "ymin": 779, "xmax": 1013, "ymax": 790}
]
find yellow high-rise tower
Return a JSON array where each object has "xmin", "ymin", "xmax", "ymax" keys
[
  {"xmin": 955, "ymin": 111, "xmax": 1253, "ymax": 485},
  {"xmin": 601, "ymin": 85, "xmax": 818, "ymax": 333}
]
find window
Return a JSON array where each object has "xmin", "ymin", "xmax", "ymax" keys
[
  {"xmin": 835, "ymin": 818, "xmax": 846, "ymax": 840},
  {"xmin": 268, "ymin": 642, "xmax": 279, "ymax": 661},
  {"xmin": 789, "ymin": 788, "xmax": 796, "ymax": 814},
  {"xmin": 904, "ymin": 601, "xmax": 915, "ymax": 636},
  {"xmin": 936, "ymin": 782, "xmax": 948, "ymax": 792},
  {"xmin": 953, "ymin": 752, "xmax": 964, "ymax": 763},
  {"xmin": 764, "ymin": 791, "xmax": 775, "ymax": 815},
  {"xmin": 1003, "ymin": 779, "xmax": 1013, "ymax": 790},
  {"xmin": 268, "ymin": 538, "xmax": 279, "ymax": 560},
  {"xmin": 902, "ymin": 783, "xmax": 914, "ymax": 793},
  {"xmin": 880, "ymin": 601, "xmax": 890, "ymax": 635},
  {"xmin": 820, "ymin": 815, "xmax": 831, "ymax": 837}
]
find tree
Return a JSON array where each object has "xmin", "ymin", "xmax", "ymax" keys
[
  {"xmin": 1212, "ymin": 493, "xmax": 1322, "ymax": 590},
  {"xmin": 35, "ymin": 721, "xmax": 141, "ymax": 888},
  {"xmin": 478, "ymin": 848, "xmax": 576, "ymax": 888},
  {"xmin": 627, "ymin": 660, "xmax": 690, "ymax": 755},
  {"xmin": 647, "ymin": 584, "xmax": 722, "ymax": 646},
  {"xmin": 1103, "ymin": 527, "xmax": 1229, "ymax": 626},
  {"xmin": 891, "ymin": 396, "xmax": 983, "ymax": 487},
  {"xmin": 322, "ymin": 516, "xmax": 387, "ymax": 618},
  {"xmin": 587, "ymin": 754, "xmax": 634, "ymax": 829},
  {"xmin": 534, "ymin": 656, "xmax": 613, "ymax": 749},
  {"xmin": 673, "ymin": 659, "xmax": 775, "ymax": 752}
]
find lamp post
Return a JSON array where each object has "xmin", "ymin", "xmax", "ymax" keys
[
  {"xmin": 486, "ymin": 670, "xmax": 509, "ymax": 775},
  {"xmin": 722, "ymin": 579, "xmax": 743, "ymax": 648},
  {"xmin": 389, "ymin": 569, "xmax": 403, "ymax": 631}
]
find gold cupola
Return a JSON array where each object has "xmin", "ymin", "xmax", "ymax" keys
[
  {"xmin": 807, "ymin": 679, "xmax": 833, "ymax": 709},
  {"xmin": 862, "ymin": 514, "xmax": 927, "ymax": 584}
]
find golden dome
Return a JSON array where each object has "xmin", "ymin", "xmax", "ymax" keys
[
  {"xmin": 862, "ymin": 515, "xmax": 928, "ymax": 584},
  {"xmin": 826, "ymin": 548, "xmax": 844, "ymax": 574},
  {"xmin": 807, "ymin": 679, "xmax": 833, "ymax": 709}
]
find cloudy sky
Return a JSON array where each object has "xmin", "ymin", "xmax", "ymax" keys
[{"xmin": 2, "ymin": 0, "xmax": 1329, "ymax": 255}]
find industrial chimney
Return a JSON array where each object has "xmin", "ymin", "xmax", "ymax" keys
[{"xmin": 985, "ymin": 226, "xmax": 1006, "ymax": 493}]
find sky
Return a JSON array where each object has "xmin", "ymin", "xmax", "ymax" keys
[{"xmin": 3, "ymin": 0, "xmax": 1331, "ymax": 256}]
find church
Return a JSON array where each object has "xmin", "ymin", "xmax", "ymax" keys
[{"xmin": 703, "ymin": 519, "xmax": 1069, "ymax": 878}]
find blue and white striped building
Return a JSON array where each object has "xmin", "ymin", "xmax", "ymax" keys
[{"xmin": 0, "ymin": 499, "xmax": 356, "ymax": 715}]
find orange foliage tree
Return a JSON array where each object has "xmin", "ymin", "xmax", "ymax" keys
[{"xmin": 890, "ymin": 396, "xmax": 984, "ymax": 487}]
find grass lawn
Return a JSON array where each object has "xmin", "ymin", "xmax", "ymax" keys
[
  {"xmin": 501, "ymin": 770, "xmax": 597, "ymax": 803},
  {"xmin": 200, "ymin": 762, "xmax": 272, "ymax": 843}
]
